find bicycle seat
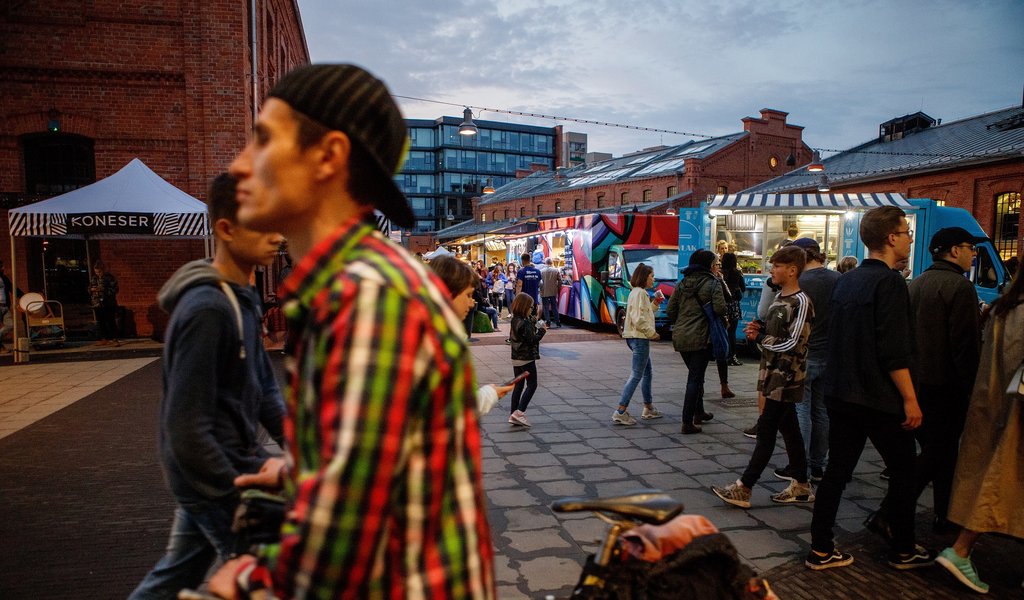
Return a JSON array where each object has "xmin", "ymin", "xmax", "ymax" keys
[{"xmin": 551, "ymin": 489, "xmax": 683, "ymax": 524}]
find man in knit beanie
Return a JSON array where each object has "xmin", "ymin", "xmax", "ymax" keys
[{"xmin": 211, "ymin": 64, "xmax": 495, "ymax": 599}]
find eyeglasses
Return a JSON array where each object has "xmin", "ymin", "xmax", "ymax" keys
[
  {"xmin": 955, "ymin": 243, "xmax": 977, "ymax": 252},
  {"xmin": 892, "ymin": 229, "xmax": 914, "ymax": 239}
]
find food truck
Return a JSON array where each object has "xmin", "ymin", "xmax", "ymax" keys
[
  {"xmin": 508, "ymin": 213, "xmax": 680, "ymax": 332},
  {"xmin": 680, "ymin": 193, "xmax": 1009, "ymax": 344}
]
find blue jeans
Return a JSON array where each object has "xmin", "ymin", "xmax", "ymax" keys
[
  {"xmin": 541, "ymin": 295, "xmax": 560, "ymax": 325},
  {"xmin": 128, "ymin": 501, "xmax": 239, "ymax": 600},
  {"xmin": 619, "ymin": 338, "xmax": 652, "ymax": 408},
  {"xmin": 679, "ymin": 348, "xmax": 711, "ymax": 425},
  {"xmin": 795, "ymin": 358, "xmax": 829, "ymax": 472},
  {"xmin": 481, "ymin": 306, "xmax": 499, "ymax": 329}
]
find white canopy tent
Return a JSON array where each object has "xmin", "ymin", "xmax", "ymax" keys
[
  {"xmin": 6, "ymin": 158, "xmax": 210, "ymax": 356},
  {"xmin": 423, "ymin": 245, "xmax": 453, "ymax": 260}
]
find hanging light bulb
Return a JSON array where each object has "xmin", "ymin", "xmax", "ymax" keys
[
  {"xmin": 807, "ymin": 150, "xmax": 824, "ymax": 172},
  {"xmin": 458, "ymin": 107, "xmax": 478, "ymax": 136},
  {"xmin": 817, "ymin": 174, "xmax": 831, "ymax": 192}
]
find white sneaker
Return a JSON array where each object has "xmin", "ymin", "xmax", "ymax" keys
[
  {"xmin": 612, "ymin": 410, "xmax": 637, "ymax": 425},
  {"xmin": 511, "ymin": 410, "xmax": 531, "ymax": 427},
  {"xmin": 641, "ymin": 405, "xmax": 663, "ymax": 420}
]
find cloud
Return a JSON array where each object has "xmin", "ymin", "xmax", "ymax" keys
[{"xmin": 297, "ymin": 0, "xmax": 1024, "ymax": 157}]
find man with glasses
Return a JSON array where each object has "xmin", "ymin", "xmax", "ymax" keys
[
  {"xmin": 867, "ymin": 227, "xmax": 982, "ymax": 538},
  {"xmin": 807, "ymin": 206, "xmax": 935, "ymax": 571}
]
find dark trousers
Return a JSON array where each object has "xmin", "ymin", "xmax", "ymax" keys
[
  {"xmin": 716, "ymin": 356, "xmax": 729, "ymax": 385},
  {"xmin": 811, "ymin": 401, "xmax": 917, "ymax": 554},
  {"xmin": 679, "ymin": 349, "xmax": 711, "ymax": 425},
  {"xmin": 909, "ymin": 384, "xmax": 969, "ymax": 521},
  {"xmin": 510, "ymin": 361, "xmax": 538, "ymax": 413},
  {"xmin": 94, "ymin": 305, "xmax": 118, "ymax": 340},
  {"xmin": 541, "ymin": 295, "xmax": 560, "ymax": 325},
  {"xmin": 741, "ymin": 399, "xmax": 807, "ymax": 488},
  {"xmin": 727, "ymin": 316, "xmax": 739, "ymax": 359},
  {"xmin": 463, "ymin": 307, "xmax": 477, "ymax": 339}
]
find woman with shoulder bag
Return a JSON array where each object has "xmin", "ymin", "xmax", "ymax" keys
[{"xmin": 613, "ymin": 263, "xmax": 666, "ymax": 426}]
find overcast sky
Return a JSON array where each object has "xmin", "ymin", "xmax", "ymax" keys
[{"xmin": 295, "ymin": 0, "xmax": 1023, "ymax": 158}]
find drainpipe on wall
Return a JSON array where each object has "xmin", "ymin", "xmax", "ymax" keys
[{"xmin": 250, "ymin": 0, "xmax": 258, "ymax": 128}]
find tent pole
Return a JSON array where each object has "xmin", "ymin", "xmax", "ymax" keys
[{"xmin": 9, "ymin": 234, "xmax": 18, "ymax": 349}]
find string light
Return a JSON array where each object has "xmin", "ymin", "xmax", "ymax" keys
[{"xmin": 393, "ymin": 93, "xmax": 1017, "ymax": 161}]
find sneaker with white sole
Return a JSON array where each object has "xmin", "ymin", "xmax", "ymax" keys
[
  {"xmin": 805, "ymin": 548, "xmax": 854, "ymax": 570},
  {"xmin": 887, "ymin": 544, "xmax": 937, "ymax": 570},
  {"xmin": 641, "ymin": 405, "xmax": 663, "ymax": 420},
  {"xmin": 771, "ymin": 481, "xmax": 815, "ymax": 504},
  {"xmin": 742, "ymin": 423, "xmax": 758, "ymax": 439},
  {"xmin": 612, "ymin": 410, "xmax": 637, "ymax": 425},
  {"xmin": 711, "ymin": 479, "xmax": 751, "ymax": 508},
  {"xmin": 937, "ymin": 547, "xmax": 989, "ymax": 594},
  {"xmin": 511, "ymin": 410, "xmax": 531, "ymax": 427}
]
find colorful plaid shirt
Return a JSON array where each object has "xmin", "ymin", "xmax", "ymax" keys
[{"xmin": 254, "ymin": 215, "xmax": 495, "ymax": 599}]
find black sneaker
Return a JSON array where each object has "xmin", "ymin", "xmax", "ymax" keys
[
  {"xmin": 888, "ymin": 545, "xmax": 937, "ymax": 570},
  {"xmin": 742, "ymin": 424, "xmax": 758, "ymax": 439},
  {"xmin": 810, "ymin": 467, "xmax": 824, "ymax": 484},
  {"xmin": 774, "ymin": 466, "xmax": 796, "ymax": 482},
  {"xmin": 805, "ymin": 548, "xmax": 854, "ymax": 571}
]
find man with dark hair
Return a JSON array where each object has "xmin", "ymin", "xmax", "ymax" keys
[
  {"xmin": 128, "ymin": 174, "xmax": 286, "ymax": 599},
  {"xmin": 540, "ymin": 257, "xmax": 562, "ymax": 328},
  {"xmin": 807, "ymin": 206, "xmax": 934, "ymax": 571},
  {"xmin": 516, "ymin": 251, "xmax": 542, "ymax": 309},
  {"xmin": 211, "ymin": 64, "xmax": 495, "ymax": 599},
  {"xmin": 871, "ymin": 227, "xmax": 981, "ymax": 534}
]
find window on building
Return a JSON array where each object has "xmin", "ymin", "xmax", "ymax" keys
[
  {"xmin": 555, "ymin": 201, "xmax": 562, "ymax": 213},
  {"xmin": 492, "ymin": 211, "xmax": 497, "ymax": 222},
  {"xmin": 574, "ymin": 198, "xmax": 582, "ymax": 211},
  {"xmin": 994, "ymin": 192, "xmax": 1021, "ymax": 260},
  {"xmin": 597, "ymin": 193, "xmax": 605, "ymax": 208},
  {"xmin": 537, "ymin": 203, "xmax": 543, "ymax": 215},
  {"xmin": 22, "ymin": 133, "xmax": 96, "ymax": 195},
  {"xmin": 481, "ymin": 213, "xmax": 487, "ymax": 222},
  {"xmin": 620, "ymin": 192, "xmax": 628, "ymax": 205},
  {"xmin": 667, "ymin": 186, "xmax": 677, "ymax": 196},
  {"xmin": 503, "ymin": 208, "xmax": 510, "ymax": 220},
  {"xmin": 716, "ymin": 185, "xmax": 728, "ymax": 195},
  {"xmin": 643, "ymin": 189, "xmax": 652, "ymax": 202},
  {"xmin": 520, "ymin": 207, "xmax": 526, "ymax": 218}
]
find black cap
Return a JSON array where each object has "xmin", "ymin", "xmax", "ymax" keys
[
  {"xmin": 787, "ymin": 237, "xmax": 820, "ymax": 252},
  {"xmin": 269, "ymin": 64, "xmax": 414, "ymax": 228},
  {"xmin": 928, "ymin": 227, "xmax": 984, "ymax": 254}
]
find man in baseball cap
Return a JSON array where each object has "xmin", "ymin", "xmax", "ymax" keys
[{"xmin": 215, "ymin": 64, "xmax": 495, "ymax": 599}]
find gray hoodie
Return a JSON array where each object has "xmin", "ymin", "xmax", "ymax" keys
[{"xmin": 157, "ymin": 259, "xmax": 285, "ymax": 508}]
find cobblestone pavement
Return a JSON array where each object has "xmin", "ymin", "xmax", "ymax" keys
[{"xmin": 0, "ymin": 326, "xmax": 1020, "ymax": 598}]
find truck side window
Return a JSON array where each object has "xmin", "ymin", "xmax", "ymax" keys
[
  {"xmin": 974, "ymin": 246, "xmax": 999, "ymax": 288},
  {"xmin": 608, "ymin": 253, "xmax": 622, "ymax": 280}
]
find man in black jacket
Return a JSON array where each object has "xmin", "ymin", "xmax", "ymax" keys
[{"xmin": 807, "ymin": 206, "xmax": 935, "ymax": 572}]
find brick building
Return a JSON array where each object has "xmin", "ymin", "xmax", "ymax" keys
[
  {"xmin": 0, "ymin": 0, "xmax": 308, "ymax": 338},
  {"xmin": 470, "ymin": 109, "xmax": 812, "ymax": 223},
  {"xmin": 743, "ymin": 107, "xmax": 1024, "ymax": 260}
]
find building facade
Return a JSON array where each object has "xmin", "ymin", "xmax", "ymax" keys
[
  {"xmin": 472, "ymin": 109, "xmax": 812, "ymax": 224},
  {"xmin": 0, "ymin": 0, "xmax": 308, "ymax": 338},
  {"xmin": 743, "ymin": 107, "xmax": 1024, "ymax": 260},
  {"xmin": 396, "ymin": 117, "xmax": 587, "ymax": 232}
]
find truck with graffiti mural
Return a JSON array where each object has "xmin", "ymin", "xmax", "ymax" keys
[{"xmin": 507, "ymin": 213, "xmax": 679, "ymax": 334}]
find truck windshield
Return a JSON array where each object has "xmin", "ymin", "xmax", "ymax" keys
[{"xmin": 623, "ymin": 249, "xmax": 679, "ymax": 281}]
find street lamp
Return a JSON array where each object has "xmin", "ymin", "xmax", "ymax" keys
[
  {"xmin": 482, "ymin": 177, "xmax": 495, "ymax": 194},
  {"xmin": 817, "ymin": 174, "xmax": 831, "ymax": 192},
  {"xmin": 807, "ymin": 150, "xmax": 824, "ymax": 173},
  {"xmin": 458, "ymin": 107, "xmax": 478, "ymax": 136}
]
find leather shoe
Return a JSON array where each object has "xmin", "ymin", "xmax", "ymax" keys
[
  {"xmin": 864, "ymin": 510, "xmax": 894, "ymax": 543},
  {"xmin": 680, "ymin": 423, "xmax": 703, "ymax": 434},
  {"xmin": 695, "ymin": 412, "xmax": 714, "ymax": 425}
]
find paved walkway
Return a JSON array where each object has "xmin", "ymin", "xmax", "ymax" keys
[{"xmin": 0, "ymin": 327, "xmax": 1020, "ymax": 598}]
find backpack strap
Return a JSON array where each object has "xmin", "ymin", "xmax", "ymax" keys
[{"xmin": 218, "ymin": 280, "xmax": 246, "ymax": 360}]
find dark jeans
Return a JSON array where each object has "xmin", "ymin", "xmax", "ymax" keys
[
  {"xmin": 510, "ymin": 361, "xmax": 538, "ymax": 413},
  {"xmin": 715, "ymin": 356, "xmax": 729, "ymax": 385},
  {"xmin": 727, "ymin": 316, "xmax": 739, "ymax": 359},
  {"xmin": 679, "ymin": 348, "xmax": 711, "ymax": 425},
  {"xmin": 811, "ymin": 401, "xmax": 917, "ymax": 554},
  {"xmin": 128, "ymin": 500, "xmax": 239, "ymax": 599},
  {"xmin": 741, "ymin": 399, "xmax": 807, "ymax": 488},
  {"xmin": 94, "ymin": 305, "xmax": 118, "ymax": 340},
  {"xmin": 907, "ymin": 384, "xmax": 969, "ymax": 521},
  {"xmin": 541, "ymin": 295, "xmax": 560, "ymax": 325}
]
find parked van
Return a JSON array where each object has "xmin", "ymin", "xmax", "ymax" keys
[{"xmin": 679, "ymin": 193, "xmax": 1009, "ymax": 344}]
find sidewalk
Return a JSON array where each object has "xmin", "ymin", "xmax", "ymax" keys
[{"xmin": 0, "ymin": 326, "xmax": 1019, "ymax": 598}]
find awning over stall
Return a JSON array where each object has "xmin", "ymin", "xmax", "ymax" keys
[{"xmin": 709, "ymin": 193, "xmax": 911, "ymax": 210}]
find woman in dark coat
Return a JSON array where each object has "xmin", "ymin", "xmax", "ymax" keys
[{"xmin": 89, "ymin": 260, "xmax": 120, "ymax": 346}]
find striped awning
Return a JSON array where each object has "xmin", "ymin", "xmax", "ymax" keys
[{"xmin": 709, "ymin": 193, "xmax": 910, "ymax": 210}]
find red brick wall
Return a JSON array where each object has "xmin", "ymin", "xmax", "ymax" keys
[
  {"xmin": 0, "ymin": 0, "xmax": 308, "ymax": 338},
  {"xmin": 473, "ymin": 109, "xmax": 812, "ymax": 220}
]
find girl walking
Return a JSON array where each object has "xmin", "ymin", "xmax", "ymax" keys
[
  {"xmin": 508, "ymin": 292, "xmax": 546, "ymax": 427},
  {"xmin": 614, "ymin": 263, "xmax": 665, "ymax": 425}
]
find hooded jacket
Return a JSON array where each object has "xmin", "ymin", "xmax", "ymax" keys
[
  {"xmin": 156, "ymin": 259, "xmax": 285, "ymax": 508},
  {"xmin": 666, "ymin": 266, "xmax": 726, "ymax": 353}
]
